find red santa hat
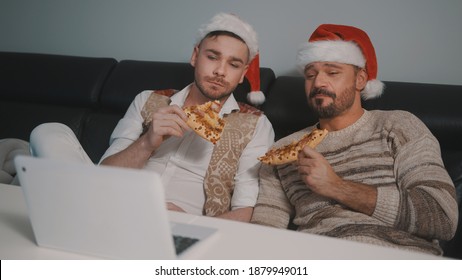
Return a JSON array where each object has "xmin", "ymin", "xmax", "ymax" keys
[
  {"xmin": 195, "ymin": 12, "xmax": 265, "ymax": 105},
  {"xmin": 244, "ymin": 54, "xmax": 264, "ymax": 105},
  {"xmin": 297, "ymin": 24, "xmax": 384, "ymax": 99}
]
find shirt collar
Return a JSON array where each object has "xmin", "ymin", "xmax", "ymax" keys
[{"xmin": 171, "ymin": 83, "xmax": 240, "ymax": 117}]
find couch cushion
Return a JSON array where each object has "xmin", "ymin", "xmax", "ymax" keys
[
  {"xmin": 0, "ymin": 100, "xmax": 87, "ymax": 141},
  {"xmin": 80, "ymin": 112, "xmax": 123, "ymax": 163},
  {"xmin": 100, "ymin": 60, "xmax": 194, "ymax": 113},
  {"xmin": 262, "ymin": 76, "xmax": 317, "ymax": 140},
  {"xmin": 0, "ymin": 52, "xmax": 117, "ymax": 107}
]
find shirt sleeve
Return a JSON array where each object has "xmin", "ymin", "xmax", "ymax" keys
[
  {"xmin": 99, "ymin": 91, "xmax": 151, "ymax": 163},
  {"xmin": 230, "ymin": 114, "xmax": 275, "ymax": 210}
]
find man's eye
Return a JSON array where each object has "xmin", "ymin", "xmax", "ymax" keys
[
  {"xmin": 208, "ymin": 55, "xmax": 217, "ymax": 60},
  {"xmin": 305, "ymin": 74, "xmax": 315, "ymax": 79}
]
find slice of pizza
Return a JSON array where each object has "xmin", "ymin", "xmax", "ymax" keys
[
  {"xmin": 183, "ymin": 100, "xmax": 225, "ymax": 144},
  {"xmin": 258, "ymin": 128, "xmax": 328, "ymax": 165}
]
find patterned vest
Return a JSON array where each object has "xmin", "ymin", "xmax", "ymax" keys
[{"xmin": 140, "ymin": 90, "xmax": 261, "ymax": 216}]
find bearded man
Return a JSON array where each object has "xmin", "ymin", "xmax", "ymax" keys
[{"xmin": 251, "ymin": 24, "xmax": 458, "ymax": 256}]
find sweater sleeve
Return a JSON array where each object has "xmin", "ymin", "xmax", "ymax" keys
[
  {"xmin": 383, "ymin": 114, "xmax": 458, "ymax": 241},
  {"xmin": 251, "ymin": 163, "xmax": 294, "ymax": 228}
]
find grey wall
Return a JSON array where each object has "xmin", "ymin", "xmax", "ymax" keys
[{"xmin": 1, "ymin": 0, "xmax": 461, "ymax": 85}]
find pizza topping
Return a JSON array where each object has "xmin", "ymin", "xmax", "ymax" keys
[
  {"xmin": 183, "ymin": 100, "xmax": 225, "ymax": 144},
  {"xmin": 258, "ymin": 128, "xmax": 328, "ymax": 165}
]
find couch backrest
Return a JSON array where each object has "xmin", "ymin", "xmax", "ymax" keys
[
  {"xmin": 99, "ymin": 59, "xmax": 276, "ymax": 113},
  {"xmin": 99, "ymin": 60, "xmax": 195, "ymax": 113},
  {"xmin": 0, "ymin": 52, "xmax": 117, "ymax": 107},
  {"xmin": 0, "ymin": 51, "xmax": 117, "ymax": 140}
]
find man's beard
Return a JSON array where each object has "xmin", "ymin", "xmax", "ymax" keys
[
  {"xmin": 308, "ymin": 86, "xmax": 356, "ymax": 119},
  {"xmin": 195, "ymin": 75, "xmax": 234, "ymax": 100}
]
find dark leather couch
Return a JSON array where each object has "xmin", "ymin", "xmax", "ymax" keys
[{"xmin": 1, "ymin": 51, "xmax": 460, "ymax": 259}]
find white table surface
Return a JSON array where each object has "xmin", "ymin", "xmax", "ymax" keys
[{"xmin": 0, "ymin": 183, "xmax": 442, "ymax": 260}]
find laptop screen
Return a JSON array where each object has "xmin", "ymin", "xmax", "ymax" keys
[{"xmin": 14, "ymin": 155, "xmax": 216, "ymax": 259}]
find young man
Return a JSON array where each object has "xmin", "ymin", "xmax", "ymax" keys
[
  {"xmin": 31, "ymin": 13, "xmax": 274, "ymax": 222},
  {"xmin": 251, "ymin": 24, "xmax": 458, "ymax": 255}
]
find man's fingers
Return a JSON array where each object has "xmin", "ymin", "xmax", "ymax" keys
[
  {"xmin": 210, "ymin": 101, "xmax": 222, "ymax": 113},
  {"xmin": 153, "ymin": 107, "xmax": 190, "ymax": 131},
  {"xmin": 158, "ymin": 105, "xmax": 189, "ymax": 121},
  {"xmin": 153, "ymin": 119, "xmax": 189, "ymax": 137},
  {"xmin": 298, "ymin": 145, "xmax": 322, "ymax": 160}
]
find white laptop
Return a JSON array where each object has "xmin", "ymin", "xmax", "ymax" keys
[{"xmin": 14, "ymin": 155, "xmax": 217, "ymax": 259}]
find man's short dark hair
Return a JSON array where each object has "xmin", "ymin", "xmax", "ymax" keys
[{"xmin": 202, "ymin": 30, "xmax": 246, "ymax": 45}]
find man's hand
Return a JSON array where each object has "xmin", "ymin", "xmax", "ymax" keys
[
  {"xmin": 101, "ymin": 105, "xmax": 190, "ymax": 169},
  {"xmin": 216, "ymin": 207, "xmax": 254, "ymax": 222},
  {"xmin": 297, "ymin": 146, "xmax": 377, "ymax": 216},
  {"xmin": 167, "ymin": 202, "xmax": 186, "ymax": 212},
  {"xmin": 144, "ymin": 105, "xmax": 190, "ymax": 151},
  {"xmin": 297, "ymin": 146, "xmax": 343, "ymax": 198}
]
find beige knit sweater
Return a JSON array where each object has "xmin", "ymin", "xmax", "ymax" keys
[{"xmin": 251, "ymin": 110, "xmax": 458, "ymax": 256}]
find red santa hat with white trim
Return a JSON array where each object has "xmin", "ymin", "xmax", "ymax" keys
[
  {"xmin": 195, "ymin": 12, "xmax": 265, "ymax": 105},
  {"xmin": 297, "ymin": 24, "xmax": 384, "ymax": 99}
]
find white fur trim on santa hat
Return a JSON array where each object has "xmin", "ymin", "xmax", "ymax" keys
[
  {"xmin": 296, "ymin": 40, "xmax": 365, "ymax": 73},
  {"xmin": 195, "ymin": 13, "xmax": 259, "ymax": 60},
  {"xmin": 247, "ymin": 90, "xmax": 265, "ymax": 105},
  {"xmin": 362, "ymin": 79, "xmax": 385, "ymax": 99}
]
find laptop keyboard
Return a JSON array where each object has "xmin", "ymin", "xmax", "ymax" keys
[{"xmin": 173, "ymin": 235, "xmax": 199, "ymax": 255}]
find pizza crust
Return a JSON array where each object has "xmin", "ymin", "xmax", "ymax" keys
[{"xmin": 258, "ymin": 128, "xmax": 328, "ymax": 165}]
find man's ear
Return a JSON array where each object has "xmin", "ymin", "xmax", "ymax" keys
[
  {"xmin": 190, "ymin": 45, "xmax": 199, "ymax": 67},
  {"xmin": 239, "ymin": 64, "xmax": 249, "ymax": 84},
  {"xmin": 356, "ymin": 68, "xmax": 368, "ymax": 91}
]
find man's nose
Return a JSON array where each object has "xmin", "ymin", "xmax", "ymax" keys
[{"xmin": 213, "ymin": 61, "xmax": 226, "ymax": 76}]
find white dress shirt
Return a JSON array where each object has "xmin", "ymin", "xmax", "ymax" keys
[{"xmin": 100, "ymin": 84, "xmax": 274, "ymax": 215}]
